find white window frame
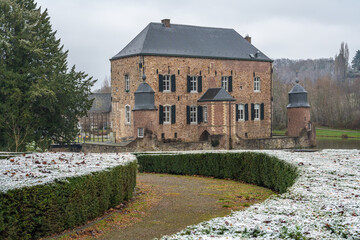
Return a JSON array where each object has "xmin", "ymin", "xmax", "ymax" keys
[
  {"xmin": 190, "ymin": 106, "xmax": 197, "ymax": 124},
  {"xmin": 125, "ymin": 74, "xmax": 130, "ymax": 92},
  {"xmin": 138, "ymin": 128, "xmax": 144, "ymax": 138},
  {"xmin": 125, "ymin": 105, "xmax": 131, "ymax": 124},
  {"xmin": 163, "ymin": 105, "xmax": 171, "ymax": 124},
  {"xmin": 254, "ymin": 103, "xmax": 260, "ymax": 120},
  {"xmin": 254, "ymin": 76, "xmax": 260, "ymax": 92},
  {"xmin": 163, "ymin": 75, "xmax": 171, "ymax": 92},
  {"xmin": 221, "ymin": 76, "xmax": 228, "ymax": 91},
  {"xmin": 238, "ymin": 104, "xmax": 245, "ymax": 121},
  {"xmin": 203, "ymin": 106, "xmax": 208, "ymax": 123},
  {"xmin": 190, "ymin": 76, "xmax": 198, "ymax": 92}
]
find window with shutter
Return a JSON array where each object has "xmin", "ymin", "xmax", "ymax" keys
[
  {"xmin": 260, "ymin": 103, "xmax": 264, "ymax": 120},
  {"xmin": 198, "ymin": 76, "xmax": 202, "ymax": 92},
  {"xmin": 171, "ymin": 105, "xmax": 176, "ymax": 124},
  {"xmin": 159, "ymin": 105, "xmax": 164, "ymax": 124},
  {"xmin": 190, "ymin": 76, "xmax": 198, "ymax": 92},
  {"xmin": 228, "ymin": 76, "xmax": 233, "ymax": 92},
  {"xmin": 187, "ymin": 76, "xmax": 191, "ymax": 93},
  {"xmin": 198, "ymin": 106, "xmax": 203, "ymax": 123},
  {"xmin": 163, "ymin": 75, "xmax": 171, "ymax": 92},
  {"xmin": 158, "ymin": 75, "xmax": 163, "ymax": 92},
  {"xmin": 245, "ymin": 104, "xmax": 249, "ymax": 121},
  {"xmin": 251, "ymin": 103, "xmax": 255, "ymax": 120},
  {"xmin": 171, "ymin": 75, "xmax": 176, "ymax": 92},
  {"xmin": 254, "ymin": 104, "xmax": 260, "ymax": 120},
  {"xmin": 186, "ymin": 106, "xmax": 190, "ymax": 124}
]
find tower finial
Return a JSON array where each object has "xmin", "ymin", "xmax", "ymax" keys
[
  {"xmin": 142, "ymin": 74, "xmax": 146, "ymax": 82},
  {"xmin": 295, "ymin": 70, "xmax": 299, "ymax": 84}
]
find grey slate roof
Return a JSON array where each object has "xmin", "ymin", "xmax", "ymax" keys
[
  {"xmin": 88, "ymin": 93, "xmax": 111, "ymax": 113},
  {"xmin": 287, "ymin": 84, "xmax": 310, "ymax": 108},
  {"xmin": 135, "ymin": 82, "xmax": 155, "ymax": 93},
  {"xmin": 133, "ymin": 82, "xmax": 157, "ymax": 111},
  {"xmin": 198, "ymin": 88, "xmax": 235, "ymax": 102},
  {"xmin": 111, "ymin": 22, "xmax": 272, "ymax": 62}
]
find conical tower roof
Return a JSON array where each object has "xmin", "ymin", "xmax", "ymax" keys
[{"xmin": 287, "ymin": 82, "xmax": 310, "ymax": 108}]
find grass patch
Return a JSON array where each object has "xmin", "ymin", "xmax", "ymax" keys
[{"xmin": 273, "ymin": 127, "xmax": 360, "ymax": 140}]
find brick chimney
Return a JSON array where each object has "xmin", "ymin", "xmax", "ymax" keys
[
  {"xmin": 161, "ymin": 19, "xmax": 171, "ymax": 28},
  {"xmin": 245, "ymin": 35, "xmax": 251, "ymax": 44}
]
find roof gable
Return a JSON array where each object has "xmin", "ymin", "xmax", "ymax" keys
[
  {"xmin": 112, "ymin": 22, "xmax": 271, "ymax": 62},
  {"xmin": 198, "ymin": 88, "xmax": 235, "ymax": 102}
]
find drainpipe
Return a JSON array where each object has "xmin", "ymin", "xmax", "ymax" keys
[{"xmin": 228, "ymin": 101, "xmax": 232, "ymax": 149}]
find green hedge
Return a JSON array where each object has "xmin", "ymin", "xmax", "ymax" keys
[
  {"xmin": 137, "ymin": 152, "xmax": 298, "ymax": 194},
  {"xmin": 0, "ymin": 161, "xmax": 137, "ymax": 240}
]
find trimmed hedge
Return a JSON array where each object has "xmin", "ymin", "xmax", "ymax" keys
[
  {"xmin": 137, "ymin": 152, "xmax": 298, "ymax": 194},
  {"xmin": 0, "ymin": 161, "xmax": 137, "ymax": 240}
]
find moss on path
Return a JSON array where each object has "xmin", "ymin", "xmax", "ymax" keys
[{"xmin": 51, "ymin": 173, "xmax": 273, "ymax": 240}]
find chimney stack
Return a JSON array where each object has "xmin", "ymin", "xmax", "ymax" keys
[
  {"xmin": 245, "ymin": 35, "xmax": 251, "ymax": 44},
  {"xmin": 161, "ymin": 19, "xmax": 171, "ymax": 28}
]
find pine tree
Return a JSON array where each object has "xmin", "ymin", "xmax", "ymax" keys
[
  {"xmin": 352, "ymin": 50, "xmax": 360, "ymax": 71},
  {"xmin": 334, "ymin": 42, "xmax": 349, "ymax": 82},
  {"xmin": 0, "ymin": 0, "xmax": 95, "ymax": 151}
]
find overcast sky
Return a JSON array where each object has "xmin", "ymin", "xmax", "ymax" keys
[{"xmin": 35, "ymin": 0, "xmax": 360, "ymax": 90}]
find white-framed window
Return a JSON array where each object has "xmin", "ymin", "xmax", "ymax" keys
[
  {"xmin": 203, "ymin": 106, "xmax": 208, "ymax": 123},
  {"xmin": 254, "ymin": 104, "xmax": 260, "ymax": 120},
  {"xmin": 138, "ymin": 128, "xmax": 144, "ymax": 138},
  {"xmin": 190, "ymin": 106, "xmax": 197, "ymax": 124},
  {"xmin": 163, "ymin": 105, "xmax": 171, "ymax": 124},
  {"xmin": 238, "ymin": 104, "xmax": 245, "ymax": 121},
  {"xmin": 190, "ymin": 76, "xmax": 198, "ymax": 92},
  {"xmin": 125, "ymin": 105, "xmax": 131, "ymax": 124},
  {"xmin": 163, "ymin": 75, "xmax": 170, "ymax": 92},
  {"xmin": 221, "ymin": 76, "xmax": 228, "ymax": 91},
  {"xmin": 125, "ymin": 74, "xmax": 130, "ymax": 92},
  {"xmin": 254, "ymin": 76, "xmax": 260, "ymax": 92}
]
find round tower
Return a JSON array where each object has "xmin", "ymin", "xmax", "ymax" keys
[
  {"xmin": 287, "ymin": 72, "xmax": 311, "ymax": 137},
  {"xmin": 132, "ymin": 74, "xmax": 157, "ymax": 139}
]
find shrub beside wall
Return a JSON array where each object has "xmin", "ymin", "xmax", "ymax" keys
[
  {"xmin": 0, "ymin": 161, "xmax": 137, "ymax": 240},
  {"xmin": 137, "ymin": 152, "xmax": 298, "ymax": 194}
]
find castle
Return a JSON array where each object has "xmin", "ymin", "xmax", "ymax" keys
[{"xmin": 108, "ymin": 19, "xmax": 313, "ymax": 150}]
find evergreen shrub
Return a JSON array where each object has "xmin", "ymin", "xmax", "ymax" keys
[
  {"xmin": 0, "ymin": 161, "xmax": 137, "ymax": 239},
  {"xmin": 137, "ymin": 152, "xmax": 298, "ymax": 193}
]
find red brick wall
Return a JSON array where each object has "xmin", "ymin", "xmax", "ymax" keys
[
  {"xmin": 111, "ymin": 55, "xmax": 272, "ymax": 143},
  {"xmin": 287, "ymin": 107, "xmax": 311, "ymax": 137}
]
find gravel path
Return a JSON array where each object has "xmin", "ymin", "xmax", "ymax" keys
[{"xmin": 101, "ymin": 173, "xmax": 272, "ymax": 240}]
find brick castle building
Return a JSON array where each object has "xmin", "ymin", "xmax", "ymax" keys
[{"xmin": 110, "ymin": 19, "xmax": 273, "ymax": 148}]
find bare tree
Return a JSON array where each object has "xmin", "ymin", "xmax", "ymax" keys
[{"xmin": 94, "ymin": 76, "xmax": 111, "ymax": 93}]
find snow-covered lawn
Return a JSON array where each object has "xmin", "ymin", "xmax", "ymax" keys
[
  {"xmin": 0, "ymin": 152, "xmax": 136, "ymax": 193},
  {"xmin": 162, "ymin": 149, "xmax": 360, "ymax": 239}
]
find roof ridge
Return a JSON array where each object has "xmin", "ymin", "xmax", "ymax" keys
[{"xmin": 149, "ymin": 22, "xmax": 235, "ymax": 31}]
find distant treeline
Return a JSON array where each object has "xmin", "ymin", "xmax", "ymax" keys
[{"xmin": 273, "ymin": 44, "xmax": 360, "ymax": 130}]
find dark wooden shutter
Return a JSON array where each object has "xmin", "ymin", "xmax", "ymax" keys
[
  {"xmin": 228, "ymin": 76, "xmax": 233, "ymax": 92},
  {"xmin": 245, "ymin": 104, "xmax": 249, "ymax": 121},
  {"xmin": 159, "ymin": 105, "xmax": 164, "ymax": 124},
  {"xmin": 171, "ymin": 74, "xmax": 176, "ymax": 92},
  {"xmin": 187, "ymin": 76, "xmax": 191, "ymax": 93},
  {"xmin": 236, "ymin": 104, "xmax": 239, "ymax": 121},
  {"xmin": 171, "ymin": 105, "xmax": 176, "ymax": 124},
  {"xmin": 198, "ymin": 76, "xmax": 202, "ymax": 92},
  {"xmin": 198, "ymin": 106, "xmax": 203, "ymax": 123},
  {"xmin": 251, "ymin": 103, "xmax": 255, "ymax": 120},
  {"xmin": 260, "ymin": 103, "xmax": 264, "ymax": 120},
  {"xmin": 158, "ymin": 75, "xmax": 163, "ymax": 92},
  {"xmin": 186, "ymin": 106, "xmax": 190, "ymax": 124}
]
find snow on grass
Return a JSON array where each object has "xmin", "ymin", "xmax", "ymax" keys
[
  {"xmin": 161, "ymin": 149, "xmax": 360, "ymax": 239},
  {"xmin": 0, "ymin": 152, "xmax": 136, "ymax": 193}
]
